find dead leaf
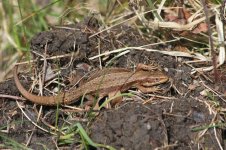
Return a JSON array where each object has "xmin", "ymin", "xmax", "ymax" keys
[
  {"xmin": 188, "ymin": 84, "xmax": 197, "ymax": 90},
  {"xmin": 192, "ymin": 23, "xmax": 208, "ymax": 34},
  {"xmin": 174, "ymin": 45, "xmax": 190, "ymax": 52}
]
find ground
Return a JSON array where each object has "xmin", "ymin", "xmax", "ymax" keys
[{"xmin": 0, "ymin": 17, "xmax": 226, "ymax": 150}]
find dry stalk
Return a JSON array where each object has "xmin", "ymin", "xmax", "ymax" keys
[{"xmin": 200, "ymin": 0, "xmax": 218, "ymax": 82}]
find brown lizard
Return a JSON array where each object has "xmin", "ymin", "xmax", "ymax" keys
[{"xmin": 14, "ymin": 62, "xmax": 168, "ymax": 106}]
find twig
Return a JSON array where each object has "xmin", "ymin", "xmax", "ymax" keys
[
  {"xmin": 0, "ymin": 94, "xmax": 26, "ymax": 101},
  {"xmin": 201, "ymin": 0, "xmax": 218, "ymax": 81},
  {"xmin": 199, "ymin": 78, "xmax": 226, "ymax": 103},
  {"xmin": 15, "ymin": 100, "xmax": 58, "ymax": 135}
]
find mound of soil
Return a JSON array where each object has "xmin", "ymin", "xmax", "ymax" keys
[{"xmin": 90, "ymin": 99, "xmax": 221, "ymax": 150}]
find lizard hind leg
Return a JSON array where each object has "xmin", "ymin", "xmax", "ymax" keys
[
  {"xmin": 108, "ymin": 91, "xmax": 123, "ymax": 106},
  {"xmin": 135, "ymin": 84, "xmax": 162, "ymax": 93}
]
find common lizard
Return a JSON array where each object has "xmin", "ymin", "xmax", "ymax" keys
[{"xmin": 14, "ymin": 62, "xmax": 169, "ymax": 106}]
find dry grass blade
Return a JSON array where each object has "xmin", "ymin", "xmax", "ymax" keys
[
  {"xmin": 215, "ymin": 13, "xmax": 225, "ymax": 66},
  {"xmin": 89, "ymin": 46, "xmax": 210, "ymax": 60},
  {"xmin": 15, "ymin": 101, "xmax": 59, "ymax": 136},
  {"xmin": 148, "ymin": 15, "xmax": 207, "ymax": 30}
]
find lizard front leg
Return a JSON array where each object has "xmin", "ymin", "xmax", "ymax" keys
[{"xmin": 136, "ymin": 63, "xmax": 159, "ymax": 71}]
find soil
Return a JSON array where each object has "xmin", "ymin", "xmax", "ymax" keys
[
  {"xmin": 0, "ymin": 16, "xmax": 226, "ymax": 149},
  {"xmin": 90, "ymin": 100, "xmax": 220, "ymax": 150}
]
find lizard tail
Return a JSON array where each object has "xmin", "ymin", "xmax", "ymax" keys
[{"xmin": 13, "ymin": 56, "xmax": 64, "ymax": 106}]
